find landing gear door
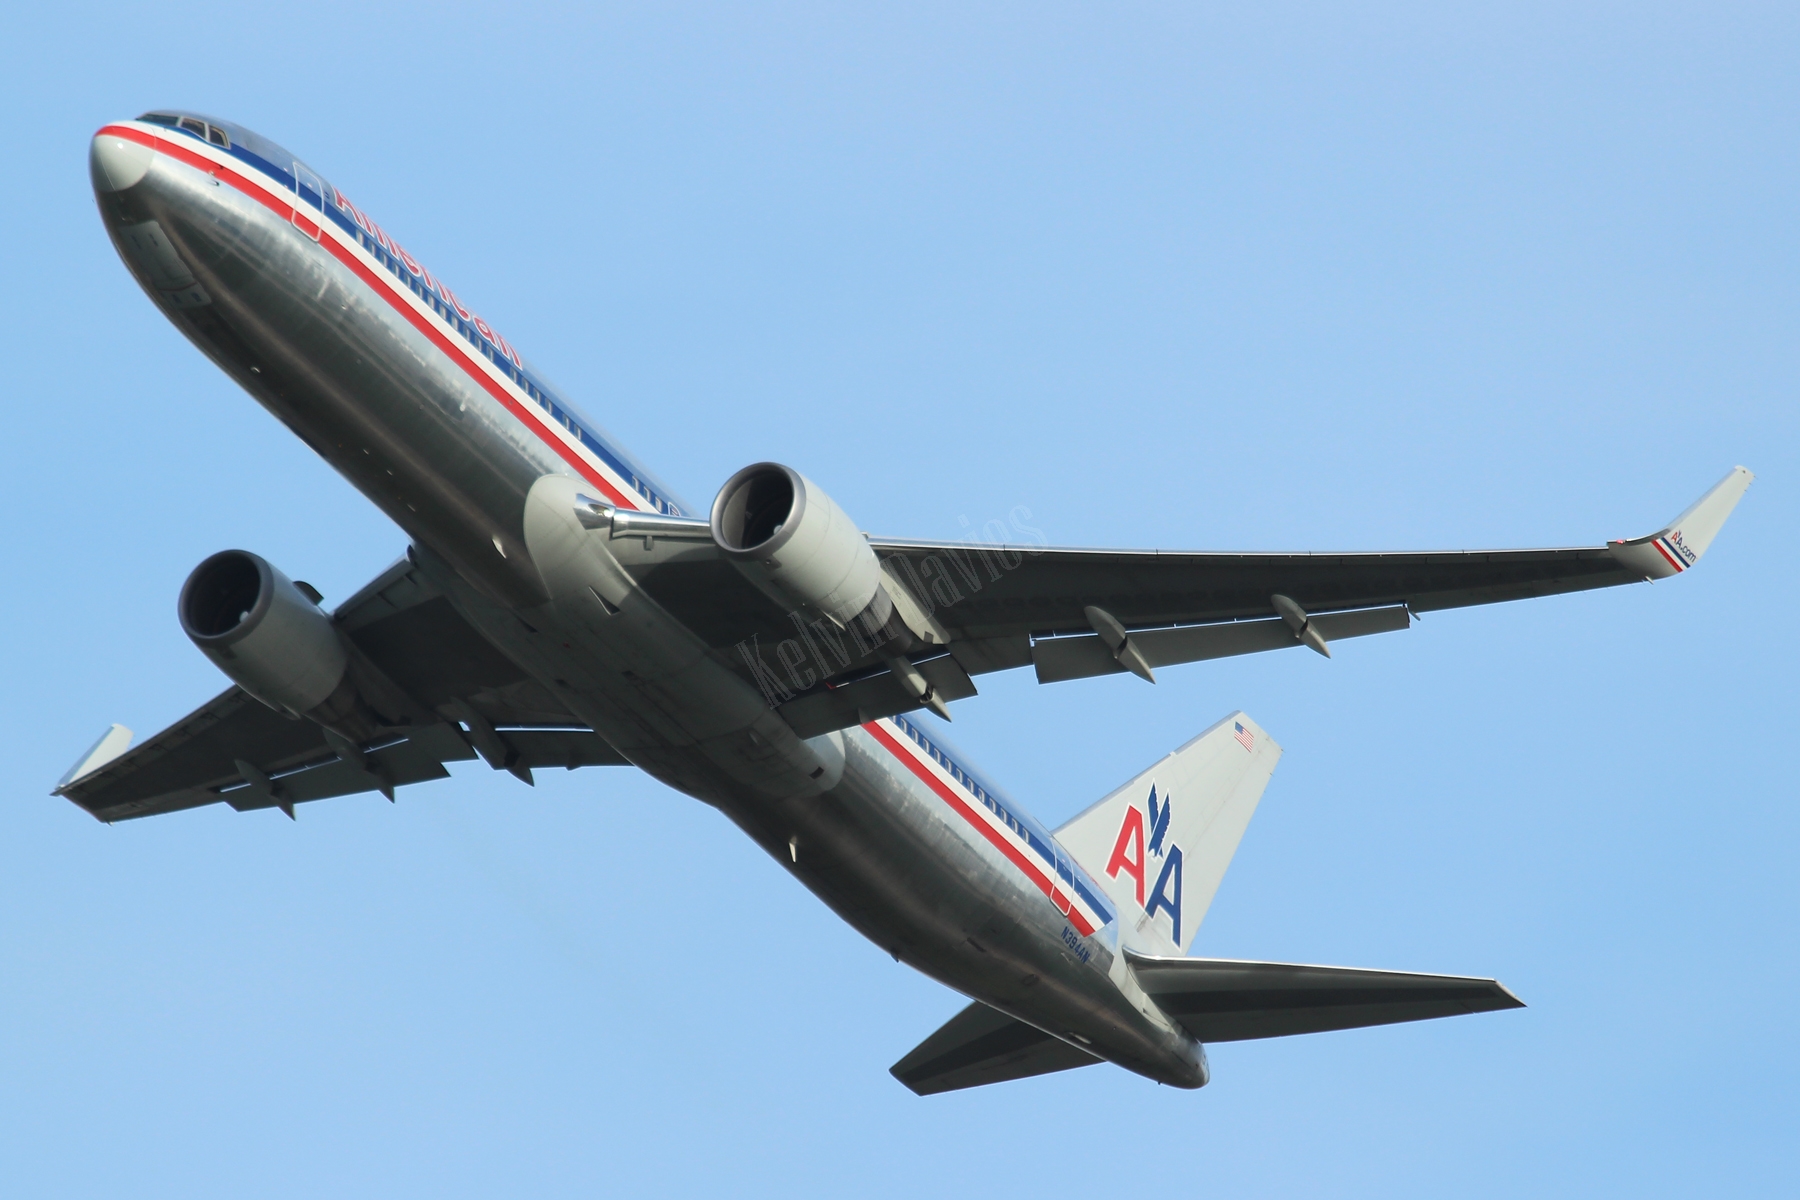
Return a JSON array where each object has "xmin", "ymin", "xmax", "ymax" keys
[{"xmin": 292, "ymin": 162, "xmax": 325, "ymax": 241}]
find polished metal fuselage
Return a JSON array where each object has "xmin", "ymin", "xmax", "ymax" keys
[{"xmin": 91, "ymin": 118, "xmax": 1205, "ymax": 1087}]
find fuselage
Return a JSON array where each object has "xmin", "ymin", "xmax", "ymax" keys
[{"xmin": 89, "ymin": 112, "xmax": 1206, "ymax": 1088}]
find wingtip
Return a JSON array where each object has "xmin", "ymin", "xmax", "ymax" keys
[
  {"xmin": 55, "ymin": 724, "xmax": 134, "ymax": 792},
  {"xmin": 1496, "ymin": 983, "xmax": 1527, "ymax": 1010},
  {"xmin": 1610, "ymin": 465, "xmax": 1753, "ymax": 580}
]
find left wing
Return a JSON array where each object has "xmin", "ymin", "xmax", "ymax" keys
[{"xmin": 56, "ymin": 554, "xmax": 629, "ymax": 823}]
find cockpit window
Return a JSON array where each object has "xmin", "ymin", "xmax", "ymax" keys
[{"xmin": 136, "ymin": 112, "xmax": 228, "ymax": 149}]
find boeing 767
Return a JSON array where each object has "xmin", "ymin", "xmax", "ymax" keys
[{"xmin": 63, "ymin": 111, "xmax": 1751, "ymax": 1093}]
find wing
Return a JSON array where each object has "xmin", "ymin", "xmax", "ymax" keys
[
  {"xmin": 56, "ymin": 554, "xmax": 629, "ymax": 823},
  {"xmin": 1128, "ymin": 952, "xmax": 1524, "ymax": 1043},
  {"xmin": 642, "ymin": 467, "xmax": 1750, "ymax": 736}
]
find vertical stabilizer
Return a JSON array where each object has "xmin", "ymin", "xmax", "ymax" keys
[{"xmin": 1056, "ymin": 713, "xmax": 1280, "ymax": 953}]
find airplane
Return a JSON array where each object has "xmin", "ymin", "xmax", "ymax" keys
[{"xmin": 65, "ymin": 110, "xmax": 1752, "ymax": 1095}]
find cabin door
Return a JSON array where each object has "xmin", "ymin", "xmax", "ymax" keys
[{"xmin": 292, "ymin": 162, "xmax": 325, "ymax": 240}]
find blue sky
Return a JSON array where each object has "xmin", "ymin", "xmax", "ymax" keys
[{"xmin": 2, "ymin": 4, "xmax": 1794, "ymax": 1196}]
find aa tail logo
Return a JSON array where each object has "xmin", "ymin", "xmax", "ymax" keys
[
  {"xmin": 1056, "ymin": 712, "xmax": 1280, "ymax": 954},
  {"xmin": 1104, "ymin": 784, "xmax": 1185, "ymax": 945}
]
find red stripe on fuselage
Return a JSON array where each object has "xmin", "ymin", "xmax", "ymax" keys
[
  {"xmin": 97, "ymin": 124, "xmax": 638, "ymax": 511},
  {"xmin": 864, "ymin": 720, "xmax": 1095, "ymax": 937}
]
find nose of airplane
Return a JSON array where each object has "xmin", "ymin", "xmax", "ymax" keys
[{"xmin": 90, "ymin": 129, "xmax": 153, "ymax": 193}]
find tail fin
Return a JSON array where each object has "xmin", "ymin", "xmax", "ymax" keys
[{"xmin": 1056, "ymin": 712, "xmax": 1280, "ymax": 954}]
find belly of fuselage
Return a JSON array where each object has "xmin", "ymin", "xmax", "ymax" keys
[
  {"xmin": 94, "ymin": 126, "xmax": 1207, "ymax": 1089},
  {"xmin": 789, "ymin": 732, "xmax": 1207, "ymax": 1086}
]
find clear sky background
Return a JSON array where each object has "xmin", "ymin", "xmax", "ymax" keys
[{"xmin": 2, "ymin": 4, "xmax": 1794, "ymax": 1197}]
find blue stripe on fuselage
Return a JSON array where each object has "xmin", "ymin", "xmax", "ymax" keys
[
  {"xmin": 162, "ymin": 119, "xmax": 687, "ymax": 517},
  {"xmin": 889, "ymin": 714, "xmax": 1115, "ymax": 928}
]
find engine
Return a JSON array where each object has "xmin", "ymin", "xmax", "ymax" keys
[
  {"xmin": 710, "ymin": 462, "xmax": 894, "ymax": 634},
  {"xmin": 178, "ymin": 549, "xmax": 369, "ymax": 730}
]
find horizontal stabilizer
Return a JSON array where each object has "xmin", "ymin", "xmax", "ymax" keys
[
  {"xmin": 1129, "ymin": 951, "xmax": 1523, "ymax": 1043},
  {"xmin": 891, "ymin": 1001, "xmax": 1099, "ymax": 1095}
]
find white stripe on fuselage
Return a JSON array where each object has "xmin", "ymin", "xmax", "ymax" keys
[
  {"xmin": 124, "ymin": 120, "xmax": 656, "ymax": 514},
  {"xmin": 314, "ymin": 186, "xmax": 654, "ymax": 513},
  {"xmin": 873, "ymin": 716, "xmax": 1112, "ymax": 938}
]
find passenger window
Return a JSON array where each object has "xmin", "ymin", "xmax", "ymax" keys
[
  {"xmin": 206, "ymin": 125, "xmax": 229, "ymax": 148},
  {"xmin": 179, "ymin": 117, "xmax": 206, "ymax": 137}
]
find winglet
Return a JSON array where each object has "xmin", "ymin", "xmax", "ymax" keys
[
  {"xmin": 1610, "ymin": 466, "xmax": 1753, "ymax": 580},
  {"xmin": 54, "ymin": 724, "xmax": 133, "ymax": 793}
]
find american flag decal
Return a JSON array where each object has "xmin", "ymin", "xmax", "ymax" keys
[{"xmin": 1233, "ymin": 721, "xmax": 1255, "ymax": 752}]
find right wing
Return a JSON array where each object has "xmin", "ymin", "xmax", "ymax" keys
[
  {"xmin": 56, "ymin": 554, "xmax": 629, "ymax": 823},
  {"xmin": 872, "ymin": 465, "xmax": 1755, "ymax": 680},
  {"xmin": 646, "ymin": 466, "xmax": 1751, "ymax": 737},
  {"xmin": 1128, "ymin": 952, "xmax": 1524, "ymax": 1043}
]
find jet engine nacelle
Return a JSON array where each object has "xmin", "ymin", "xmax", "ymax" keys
[
  {"xmin": 710, "ymin": 462, "xmax": 893, "ymax": 633},
  {"xmin": 178, "ymin": 549, "xmax": 363, "ymax": 726}
]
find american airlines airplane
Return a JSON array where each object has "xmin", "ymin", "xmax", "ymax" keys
[{"xmin": 67, "ymin": 111, "xmax": 1751, "ymax": 1094}]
